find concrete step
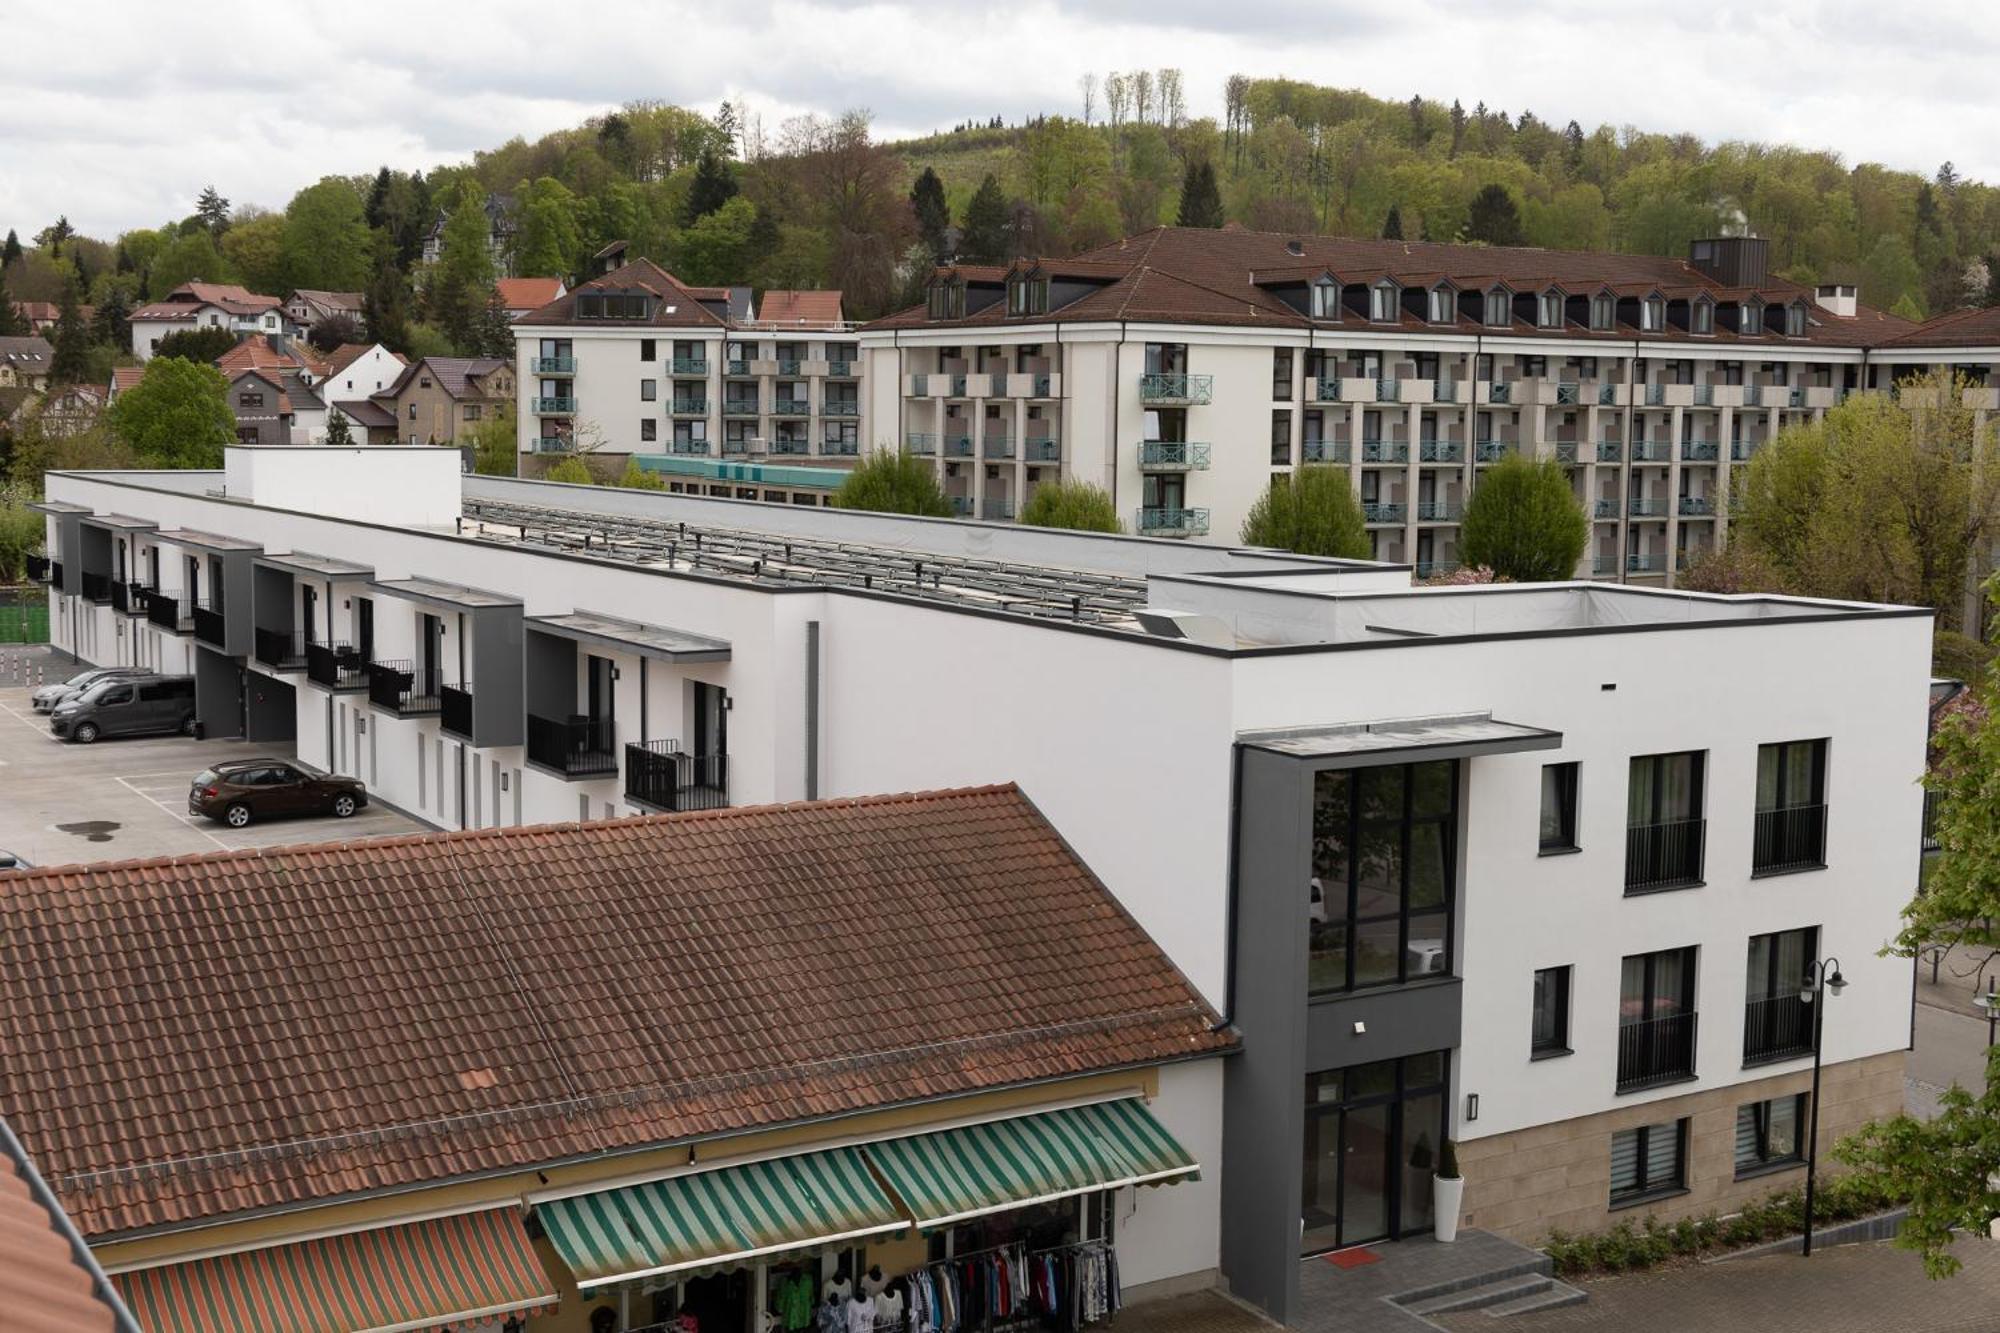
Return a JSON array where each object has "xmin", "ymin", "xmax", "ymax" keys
[
  {"xmin": 1403, "ymin": 1273, "xmax": 1554, "ymax": 1316},
  {"xmin": 1484, "ymin": 1279, "xmax": 1589, "ymax": 1318}
]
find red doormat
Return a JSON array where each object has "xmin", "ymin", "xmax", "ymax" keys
[{"xmin": 1321, "ymin": 1247, "xmax": 1381, "ymax": 1269}]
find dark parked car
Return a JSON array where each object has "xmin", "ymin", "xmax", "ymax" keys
[
  {"xmin": 50, "ymin": 675, "xmax": 196, "ymax": 742},
  {"xmin": 188, "ymin": 760, "xmax": 368, "ymax": 828}
]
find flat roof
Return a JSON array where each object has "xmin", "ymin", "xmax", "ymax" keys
[
  {"xmin": 369, "ymin": 576, "xmax": 521, "ymax": 611},
  {"xmin": 255, "ymin": 552, "xmax": 374, "ymax": 580},
  {"xmin": 1239, "ymin": 713, "xmax": 1563, "ymax": 764},
  {"xmin": 153, "ymin": 528, "xmax": 262, "ymax": 553},
  {"xmin": 527, "ymin": 611, "xmax": 732, "ymax": 662},
  {"xmin": 78, "ymin": 514, "xmax": 157, "ymax": 532},
  {"xmin": 26, "ymin": 500, "xmax": 90, "ymax": 515}
]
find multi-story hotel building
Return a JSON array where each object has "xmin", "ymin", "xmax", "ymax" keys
[
  {"xmin": 859, "ymin": 228, "xmax": 1984, "ymax": 581},
  {"xmin": 514, "ymin": 258, "xmax": 863, "ymax": 505},
  {"xmin": 35, "ymin": 448, "xmax": 1928, "ymax": 1324}
]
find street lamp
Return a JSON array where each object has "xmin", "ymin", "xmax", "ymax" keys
[
  {"xmin": 1977, "ymin": 977, "xmax": 1999, "ymax": 1049},
  {"xmin": 1800, "ymin": 956, "xmax": 1846, "ymax": 1259}
]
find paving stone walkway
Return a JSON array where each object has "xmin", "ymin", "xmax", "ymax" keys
[{"xmin": 1430, "ymin": 1238, "xmax": 2000, "ymax": 1332}]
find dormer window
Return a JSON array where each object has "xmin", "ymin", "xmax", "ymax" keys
[
  {"xmin": 1740, "ymin": 301, "xmax": 1764, "ymax": 335},
  {"xmin": 927, "ymin": 281, "xmax": 966, "ymax": 320},
  {"xmin": 1007, "ymin": 276, "xmax": 1049, "ymax": 316},
  {"xmin": 1642, "ymin": 297, "xmax": 1665, "ymax": 332},
  {"xmin": 1311, "ymin": 278, "xmax": 1341, "ymax": 320},
  {"xmin": 1785, "ymin": 302, "xmax": 1807, "ymax": 337},
  {"xmin": 1484, "ymin": 290, "xmax": 1510, "ymax": 327},
  {"xmin": 1538, "ymin": 292, "xmax": 1563, "ymax": 329},
  {"xmin": 1427, "ymin": 287, "xmax": 1453, "ymax": 324},
  {"xmin": 1692, "ymin": 298, "xmax": 1714, "ymax": 335},
  {"xmin": 1591, "ymin": 294, "xmax": 1614, "ymax": 330},
  {"xmin": 1369, "ymin": 281, "xmax": 1397, "ymax": 323}
]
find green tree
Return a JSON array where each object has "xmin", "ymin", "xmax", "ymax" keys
[
  {"xmin": 1, "ymin": 229, "xmax": 21, "ymax": 268},
  {"xmin": 911, "ymin": 166, "xmax": 950, "ymax": 260},
  {"xmin": 959, "ymin": 174, "xmax": 1010, "ymax": 264},
  {"xmin": 105, "ymin": 357, "xmax": 234, "ymax": 467},
  {"xmin": 324, "ymin": 409, "xmax": 353, "ymax": 447},
  {"xmin": 1733, "ymin": 375, "xmax": 2000, "ymax": 633},
  {"xmin": 465, "ymin": 288, "xmax": 517, "ymax": 358},
  {"xmin": 1465, "ymin": 184, "xmax": 1525, "ymax": 246},
  {"xmin": 513, "ymin": 176, "xmax": 582, "ymax": 278},
  {"xmin": 677, "ymin": 196, "xmax": 757, "ymax": 285},
  {"xmin": 146, "ymin": 229, "xmax": 232, "ymax": 295},
  {"xmin": 1175, "ymin": 160, "xmax": 1224, "ymax": 228},
  {"xmin": 153, "ymin": 326, "xmax": 238, "ymax": 362},
  {"xmin": 88, "ymin": 281, "xmax": 133, "ymax": 349},
  {"xmin": 281, "ymin": 178, "xmax": 373, "ymax": 293},
  {"xmin": 219, "ymin": 212, "xmax": 288, "ymax": 295},
  {"xmin": 467, "ymin": 404, "xmax": 518, "ymax": 476},
  {"xmin": 363, "ymin": 255, "xmax": 413, "ymax": 356},
  {"xmin": 832, "ymin": 449, "xmax": 952, "ymax": 516},
  {"xmin": 425, "ymin": 187, "xmax": 497, "ymax": 349},
  {"xmin": 544, "ymin": 454, "xmax": 595, "ymax": 485},
  {"xmin": 617, "ymin": 455, "xmax": 666, "ymax": 489},
  {"xmin": 195, "ymin": 186, "xmax": 231, "ymax": 237},
  {"xmin": 1381, "ymin": 205, "xmax": 1403, "ymax": 240},
  {"xmin": 0, "ymin": 270, "xmax": 23, "ymax": 337},
  {"xmin": 1239, "ymin": 466, "xmax": 1370, "ymax": 557},
  {"xmin": 47, "ymin": 281, "xmax": 91, "ymax": 385},
  {"xmin": 1019, "ymin": 479, "xmax": 1120, "ymax": 532},
  {"xmin": 680, "ymin": 149, "xmax": 738, "ymax": 226},
  {"xmin": 1456, "ymin": 455, "xmax": 1589, "ymax": 581}
]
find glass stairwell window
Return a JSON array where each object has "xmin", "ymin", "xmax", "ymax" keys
[{"xmin": 1308, "ymin": 762, "xmax": 1457, "ymax": 996}]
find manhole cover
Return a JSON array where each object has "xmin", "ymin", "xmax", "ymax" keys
[{"xmin": 54, "ymin": 820, "xmax": 120, "ymax": 843}]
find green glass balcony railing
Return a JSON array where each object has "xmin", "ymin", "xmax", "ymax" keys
[{"xmin": 1139, "ymin": 373, "xmax": 1213, "ymax": 405}]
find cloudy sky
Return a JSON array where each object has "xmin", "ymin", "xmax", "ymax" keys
[{"xmin": 5, "ymin": 0, "xmax": 1999, "ymax": 240}]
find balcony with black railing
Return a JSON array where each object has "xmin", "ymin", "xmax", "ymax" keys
[
  {"xmin": 439, "ymin": 684, "xmax": 474, "ymax": 739},
  {"xmin": 143, "ymin": 589, "xmax": 193, "ymax": 634},
  {"xmin": 192, "ymin": 598, "xmax": 227, "ymax": 649},
  {"xmin": 625, "ymin": 740, "xmax": 730, "ymax": 812},
  {"xmin": 1742, "ymin": 993, "xmax": 1813, "ymax": 1066},
  {"xmin": 366, "ymin": 659, "xmax": 442, "ymax": 716},
  {"xmin": 110, "ymin": 580, "xmax": 150, "ymax": 614},
  {"xmin": 527, "ymin": 713, "xmax": 618, "ymax": 779},
  {"xmin": 49, "ymin": 561, "xmax": 63, "ymax": 588},
  {"xmin": 1617, "ymin": 1011, "xmax": 1699, "ymax": 1092},
  {"xmin": 306, "ymin": 641, "xmax": 369, "ymax": 690},
  {"xmin": 79, "ymin": 571, "xmax": 112, "ymax": 604},
  {"xmin": 24, "ymin": 553, "xmax": 50, "ymax": 583},
  {"xmin": 1625, "ymin": 818, "xmax": 1706, "ymax": 893},
  {"xmin": 1752, "ymin": 804, "xmax": 1827, "ymax": 876},
  {"xmin": 254, "ymin": 628, "xmax": 307, "ymax": 671}
]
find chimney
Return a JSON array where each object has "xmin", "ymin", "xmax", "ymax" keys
[
  {"xmin": 1687, "ymin": 236, "xmax": 1768, "ymax": 288},
  {"xmin": 1814, "ymin": 283, "xmax": 1858, "ymax": 318}
]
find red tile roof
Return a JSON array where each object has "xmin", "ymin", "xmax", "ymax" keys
[
  {"xmin": 108, "ymin": 366, "xmax": 145, "ymax": 394},
  {"xmin": 869, "ymin": 225, "xmax": 1917, "ymax": 347},
  {"xmin": 757, "ymin": 290, "xmax": 845, "ymax": 325},
  {"xmin": 0, "ymin": 1119, "xmax": 131, "ymax": 1331},
  {"xmin": 130, "ymin": 283, "xmax": 283, "ymax": 322},
  {"xmin": 0, "ymin": 786, "xmax": 1227, "ymax": 1240},
  {"xmin": 1885, "ymin": 303, "xmax": 2000, "ymax": 349},
  {"xmin": 496, "ymin": 277, "xmax": 565, "ymax": 310},
  {"xmin": 214, "ymin": 335, "xmax": 324, "ymax": 379}
]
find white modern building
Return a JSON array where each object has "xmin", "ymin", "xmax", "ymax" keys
[
  {"xmin": 513, "ymin": 257, "xmax": 862, "ymax": 504},
  {"xmin": 127, "ymin": 282, "xmax": 285, "ymax": 361},
  {"xmin": 860, "ymin": 228, "xmax": 1995, "ymax": 581},
  {"xmin": 35, "ymin": 448, "xmax": 1930, "ymax": 1324}
]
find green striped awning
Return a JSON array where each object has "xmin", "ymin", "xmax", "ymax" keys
[
  {"xmin": 864, "ymin": 1099, "xmax": 1199, "ymax": 1228},
  {"xmin": 537, "ymin": 1146, "xmax": 905, "ymax": 1290}
]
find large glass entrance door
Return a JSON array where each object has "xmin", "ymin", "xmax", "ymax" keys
[{"xmin": 1300, "ymin": 1051, "xmax": 1450, "ymax": 1254}]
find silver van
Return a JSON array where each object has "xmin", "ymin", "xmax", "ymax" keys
[{"xmin": 50, "ymin": 674, "xmax": 197, "ymax": 743}]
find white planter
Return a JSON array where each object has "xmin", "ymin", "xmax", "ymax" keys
[{"xmin": 1434, "ymin": 1175, "xmax": 1465, "ymax": 1242}]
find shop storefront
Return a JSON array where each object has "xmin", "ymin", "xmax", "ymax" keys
[{"xmin": 532, "ymin": 1099, "xmax": 1197, "ymax": 1333}]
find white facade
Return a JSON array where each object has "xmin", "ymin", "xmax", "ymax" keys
[
  {"xmin": 130, "ymin": 303, "xmax": 284, "ymax": 362},
  {"xmin": 37, "ymin": 452, "xmax": 1931, "ymax": 1294}
]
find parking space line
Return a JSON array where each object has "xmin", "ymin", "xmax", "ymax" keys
[
  {"xmin": 0, "ymin": 701, "xmax": 53, "ymax": 735},
  {"xmin": 113, "ymin": 775, "xmax": 233, "ymax": 852}
]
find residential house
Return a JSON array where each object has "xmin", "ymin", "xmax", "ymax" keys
[
  {"xmin": 497, "ymin": 276, "xmax": 567, "ymax": 320},
  {"xmin": 377, "ymin": 355, "xmax": 514, "ymax": 444},
  {"xmin": 12, "ymin": 301, "xmax": 93, "ymax": 335},
  {"xmin": 127, "ymin": 283, "xmax": 284, "ymax": 362},
  {"xmin": 320, "ymin": 341, "xmax": 408, "ymax": 444},
  {"xmin": 280, "ymin": 288, "xmax": 364, "ymax": 335},
  {"xmin": 758, "ymin": 289, "xmax": 846, "ymax": 326},
  {"xmin": 0, "ymin": 335, "xmax": 55, "ymax": 391},
  {"xmin": 420, "ymin": 191, "xmax": 517, "ymax": 273},
  {"xmin": 223, "ymin": 369, "xmax": 297, "ymax": 445},
  {"xmin": 213, "ymin": 331, "xmax": 326, "ymax": 384},
  {"xmin": 34, "ymin": 384, "xmax": 106, "ymax": 438}
]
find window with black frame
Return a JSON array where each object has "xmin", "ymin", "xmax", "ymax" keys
[
  {"xmin": 1610, "ymin": 1118, "xmax": 1687, "ymax": 1205},
  {"xmin": 1309, "ymin": 761, "xmax": 1457, "ymax": 996},
  {"xmin": 1754, "ymin": 739, "xmax": 1827, "ymax": 875},
  {"xmin": 1626, "ymin": 751, "xmax": 1705, "ymax": 892},
  {"xmin": 1300, "ymin": 1051, "xmax": 1449, "ymax": 1253},
  {"xmin": 1743, "ymin": 926, "xmax": 1816, "ymax": 1064},
  {"xmin": 1539, "ymin": 761, "xmax": 1579, "ymax": 854},
  {"xmin": 1532, "ymin": 966, "xmax": 1572, "ymax": 1058},
  {"xmin": 1618, "ymin": 946, "xmax": 1697, "ymax": 1091},
  {"xmin": 1735, "ymin": 1094, "xmax": 1806, "ymax": 1177}
]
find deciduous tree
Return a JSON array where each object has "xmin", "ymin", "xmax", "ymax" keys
[
  {"xmin": 1019, "ymin": 479, "xmax": 1120, "ymax": 532},
  {"xmin": 105, "ymin": 357, "xmax": 233, "ymax": 467},
  {"xmin": 281, "ymin": 179, "xmax": 372, "ymax": 293},
  {"xmin": 152, "ymin": 326, "xmax": 237, "ymax": 363},
  {"xmin": 1457, "ymin": 455, "xmax": 1589, "ymax": 581},
  {"xmin": 1240, "ymin": 466, "xmax": 1370, "ymax": 557},
  {"xmin": 832, "ymin": 449, "xmax": 952, "ymax": 516}
]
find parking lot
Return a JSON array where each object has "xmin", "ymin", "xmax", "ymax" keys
[{"xmin": 0, "ymin": 648, "xmax": 430, "ymax": 870}]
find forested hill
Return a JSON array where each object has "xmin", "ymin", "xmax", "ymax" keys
[{"xmin": 5, "ymin": 76, "xmax": 1992, "ymax": 364}]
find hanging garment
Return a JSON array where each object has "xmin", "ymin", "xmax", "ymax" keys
[
  {"xmin": 846, "ymin": 1293, "xmax": 876, "ymax": 1333},
  {"xmin": 819, "ymin": 1297, "xmax": 847, "ymax": 1333},
  {"xmin": 875, "ymin": 1287, "xmax": 906, "ymax": 1332}
]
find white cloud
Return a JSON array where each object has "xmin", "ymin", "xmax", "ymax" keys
[{"xmin": 3, "ymin": 0, "xmax": 1998, "ymax": 239}]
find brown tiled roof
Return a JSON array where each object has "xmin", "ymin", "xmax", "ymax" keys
[
  {"xmin": 517, "ymin": 257, "xmax": 728, "ymax": 328},
  {"xmin": 214, "ymin": 334, "xmax": 324, "ymax": 379},
  {"xmin": 319, "ymin": 341, "xmax": 404, "ymax": 380},
  {"xmin": 0, "ymin": 335, "xmax": 55, "ymax": 368},
  {"xmin": 1884, "ymin": 303, "xmax": 2000, "ymax": 350},
  {"xmin": 869, "ymin": 225, "xmax": 1917, "ymax": 347},
  {"xmin": 383, "ymin": 355, "xmax": 509, "ymax": 400},
  {"xmin": 0, "ymin": 786, "xmax": 1227, "ymax": 1239},
  {"xmin": 287, "ymin": 288, "xmax": 363, "ymax": 310},
  {"xmin": 131, "ymin": 283, "xmax": 283, "ymax": 321},
  {"xmin": 0, "ymin": 1118, "xmax": 131, "ymax": 1331},
  {"xmin": 333, "ymin": 398, "xmax": 396, "ymax": 429},
  {"xmin": 496, "ymin": 276, "xmax": 565, "ymax": 310},
  {"xmin": 757, "ymin": 290, "xmax": 845, "ymax": 325}
]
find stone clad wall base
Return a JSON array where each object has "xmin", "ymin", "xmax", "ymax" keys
[{"xmin": 1457, "ymin": 1050, "xmax": 1906, "ymax": 1242}]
